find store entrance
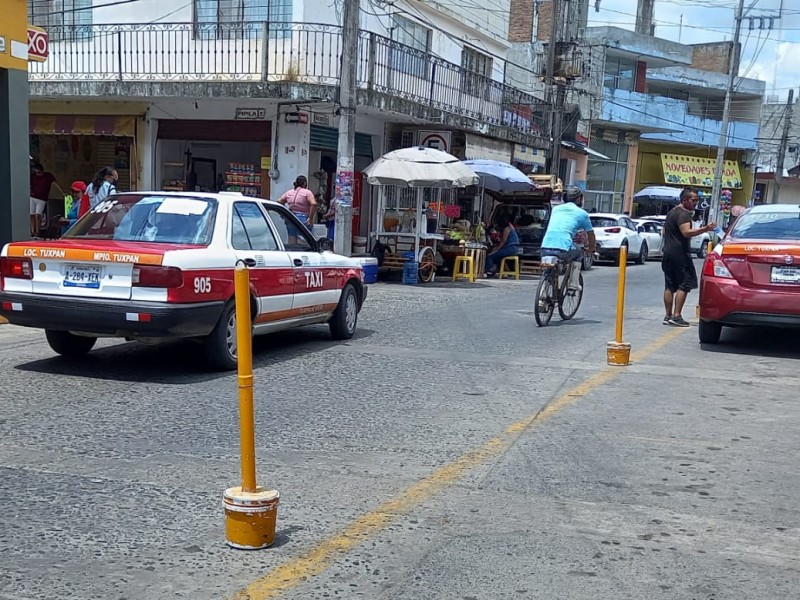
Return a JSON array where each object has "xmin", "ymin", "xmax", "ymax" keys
[{"xmin": 156, "ymin": 119, "xmax": 271, "ymax": 198}]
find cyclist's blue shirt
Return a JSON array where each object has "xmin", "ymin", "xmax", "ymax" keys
[{"xmin": 541, "ymin": 203, "xmax": 593, "ymax": 251}]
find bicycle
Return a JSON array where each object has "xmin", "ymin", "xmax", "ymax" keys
[{"xmin": 534, "ymin": 252, "xmax": 585, "ymax": 327}]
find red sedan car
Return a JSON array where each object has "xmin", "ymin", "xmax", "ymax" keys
[{"xmin": 698, "ymin": 204, "xmax": 800, "ymax": 344}]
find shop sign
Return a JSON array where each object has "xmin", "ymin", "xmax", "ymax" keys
[
  {"xmin": 235, "ymin": 107, "xmax": 267, "ymax": 120},
  {"xmin": 660, "ymin": 153, "xmax": 742, "ymax": 189},
  {"xmin": 312, "ymin": 113, "xmax": 330, "ymax": 126},
  {"xmin": 27, "ymin": 25, "xmax": 48, "ymax": 62},
  {"xmin": 285, "ymin": 112, "xmax": 309, "ymax": 124},
  {"xmin": 465, "ymin": 133, "xmax": 512, "ymax": 163},
  {"xmin": 0, "ymin": 36, "xmax": 5, "ymax": 53},
  {"xmin": 418, "ymin": 131, "xmax": 451, "ymax": 152},
  {"xmin": 513, "ymin": 144, "xmax": 546, "ymax": 166}
]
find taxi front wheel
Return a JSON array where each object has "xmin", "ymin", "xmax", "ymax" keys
[
  {"xmin": 45, "ymin": 330, "xmax": 97, "ymax": 357},
  {"xmin": 330, "ymin": 284, "xmax": 358, "ymax": 340}
]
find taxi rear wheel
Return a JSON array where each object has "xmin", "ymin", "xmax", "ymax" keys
[
  {"xmin": 330, "ymin": 284, "xmax": 358, "ymax": 340},
  {"xmin": 45, "ymin": 330, "xmax": 97, "ymax": 357},
  {"xmin": 204, "ymin": 302, "xmax": 238, "ymax": 371}
]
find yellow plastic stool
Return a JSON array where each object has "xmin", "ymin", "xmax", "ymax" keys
[
  {"xmin": 452, "ymin": 255, "xmax": 475, "ymax": 283},
  {"xmin": 499, "ymin": 256, "xmax": 520, "ymax": 280}
]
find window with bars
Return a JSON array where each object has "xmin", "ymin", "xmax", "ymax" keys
[
  {"xmin": 461, "ymin": 47, "xmax": 492, "ymax": 98},
  {"xmin": 389, "ymin": 16, "xmax": 430, "ymax": 78},
  {"xmin": 194, "ymin": 0, "xmax": 292, "ymax": 39},
  {"xmin": 28, "ymin": 0, "xmax": 93, "ymax": 41}
]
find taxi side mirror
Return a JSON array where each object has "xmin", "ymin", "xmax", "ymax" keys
[{"xmin": 317, "ymin": 238, "xmax": 333, "ymax": 252}]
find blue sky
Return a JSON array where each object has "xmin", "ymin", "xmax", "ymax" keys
[{"xmin": 588, "ymin": 0, "xmax": 800, "ymax": 100}]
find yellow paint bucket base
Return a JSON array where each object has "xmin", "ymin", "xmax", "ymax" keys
[
  {"xmin": 223, "ymin": 486, "xmax": 280, "ymax": 550},
  {"xmin": 607, "ymin": 341, "xmax": 631, "ymax": 366}
]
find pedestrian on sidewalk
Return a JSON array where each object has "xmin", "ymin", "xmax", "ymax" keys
[
  {"xmin": 87, "ymin": 166, "xmax": 118, "ymax": 209},
  {"xmin": 29, "ymin": 162, "xmax": 63, "ymax": 238},
  {"xmin": 661, "ymin": 187, "xmax": 716, "ymax": 327},
  {"xmin": 278, "ymin": 175, "xmax": 317, "ymax": 227}
]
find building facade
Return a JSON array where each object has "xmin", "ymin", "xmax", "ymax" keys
[
  {"xmin": 580, "ymin": 28, "xmax": 765, "ymax": 215},
  {"xmin": 26, "ymin": 0, "xmax": 550, "ymax": 236}
]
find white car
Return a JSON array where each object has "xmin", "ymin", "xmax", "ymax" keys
[
  {"xmin": 632, "ymin": 219, "xmax": 664, "ymax": 260},
  {"xmin": 589, "ymin": 213, "xmax": 648, "ymax": 264},
  {"xmin": 0, "ymin": 191, "xmax": 367, "ymax": 370},
  {"xmin": 640, "ymin": 214, "xmax": 711, "ymax": 258}
]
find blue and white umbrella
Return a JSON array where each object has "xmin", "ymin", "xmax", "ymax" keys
[{"xmin": 463, "ymin": 159, "xmax": 535, "ymax": 194}]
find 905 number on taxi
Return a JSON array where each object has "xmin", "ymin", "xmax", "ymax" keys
[{"xmin": 194, "ymin": 276, "xmax": 212, "ymax": 294}]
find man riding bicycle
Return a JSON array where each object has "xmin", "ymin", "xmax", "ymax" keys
[{"xmin": 540, "ymin": 186, "xmax": 597, "ymax": 291}]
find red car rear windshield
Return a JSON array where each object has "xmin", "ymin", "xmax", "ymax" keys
[
  {"xmin": 65, "ymin": 194, "xmax": 218, "ymax": 245},
  {"xmin": 728, "ymin": 208, "xmax": 800, "ymax": 242}
]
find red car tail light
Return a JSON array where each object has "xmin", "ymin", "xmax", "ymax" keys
[
  {"xmin": 702, "ymin": 253, "xmax": 733, "ymax": 279},
  {"xmin": 0, "ymin": 257, "xmax": 33, "ymax": 279},
  {"xmin": 132, "ymin": 265, "xmax": 183, "ymax": 288},
  {"xmin": 604, "ymin": 227, "xmax": 621, "ymax": 233}
]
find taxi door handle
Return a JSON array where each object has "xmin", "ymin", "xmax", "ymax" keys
[{"xmin": 293, "ymin": 258, "xmax": 304, "ymax": 267}]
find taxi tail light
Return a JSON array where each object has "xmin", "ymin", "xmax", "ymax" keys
[
  {"xmin": 702, "ymin": 252, "xmax": 733, "ymax": 279},
  {"xmin": 604, "ymin": 227, "xmax": 621, "ymax": 233},
  {"xmin": 132, "ymin": 265, "xmax": 183, "ymax": 288},
  {"xmin": 0, "ymin": 257, "xmax": 33, "ymax": 280}
]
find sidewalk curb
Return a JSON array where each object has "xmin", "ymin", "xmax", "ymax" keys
[{"xmin": 0, "ymin": 316, "xmax": 7, "ymax": 324}]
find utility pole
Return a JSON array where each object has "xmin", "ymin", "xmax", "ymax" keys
[
  {"xmin": 771, "ymin": 88, "xmax": 794, "ymax": 204},
  {"xmin": 709, "ymin": 0, "xmax": 745, "ymax": 226},
  {"xmin": 333, "ymin": 0, "xmax": 359, "ymax": 256},
  {"xmin": 545, "ymin": 0, "xmax": 564, "ymax": 181},
  {"xmin": 635, "ymin": 0, "xmax": 655, "ymax": 35}
]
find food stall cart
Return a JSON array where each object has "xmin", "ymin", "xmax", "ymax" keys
[{"xmin": 364, "ymin": 147, "xmax": 479, "ymax": 283}]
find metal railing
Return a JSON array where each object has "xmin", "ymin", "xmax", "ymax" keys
[{"xmin": 29, "ymin": 21, "xmax": 547, "ymax": 136}]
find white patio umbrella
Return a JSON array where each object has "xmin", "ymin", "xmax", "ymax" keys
[
  {"xmin": 463, "ymin": 159, "xmax": 534, "ymax": 193},
  {"xmin": 363, "ymin": 146, "xmax": 479, "ymax": 188}
]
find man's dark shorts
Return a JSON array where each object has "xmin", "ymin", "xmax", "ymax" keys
[{"xmin": 662, "ymin": 252, "xmax": 697, "ymax": 293}]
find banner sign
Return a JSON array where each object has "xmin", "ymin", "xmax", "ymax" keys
[{"xmin": 660, "ymin": 153, "xmax": 742, "ymax": 189}]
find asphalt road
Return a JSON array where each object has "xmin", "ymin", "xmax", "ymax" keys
[{"xmin": 1, "ymin": 259, "xmax": 798, "ymax": 600}]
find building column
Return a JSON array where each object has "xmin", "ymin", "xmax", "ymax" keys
[
  {"xmin": 0, "ymin": 68, "xmax": 30, "ymax": 246},
  {"xmin": 271, "ymin": 116, "xmax": 311, "ymax": 198}
]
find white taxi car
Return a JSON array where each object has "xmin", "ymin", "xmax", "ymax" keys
[{"xmin": 0, "ymin": 192, "xmax": 366, "ymax": 370}]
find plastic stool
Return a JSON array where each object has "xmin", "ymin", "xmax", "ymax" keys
[
  {"xmin": 452, "ymin": 255, "xmax": 475, "ymax": 283},
  {"xmin": 499, "ymin": 256, "xmax": 520, "ymax": 280}
]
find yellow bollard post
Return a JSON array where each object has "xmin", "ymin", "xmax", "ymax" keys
[
  {"xmin": 223, "ymin": 262, "xmax": 279, "ymax": 550},
  {"xmin": 607, "ymin": 246, "xmax": 632, "ymax": 366}
]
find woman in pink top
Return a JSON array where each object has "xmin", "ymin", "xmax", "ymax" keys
[{"xmin": 278, "ymin": 175, "xmax": 317, "ymax": 226}]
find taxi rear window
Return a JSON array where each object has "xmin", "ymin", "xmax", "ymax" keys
[
  {"xmin": 728, "ymin": 209, "xmax": 800, "ymax": 241},
  {"xmin": 65, "ymin": 194, "xmax": 217, "ymax": 245}
]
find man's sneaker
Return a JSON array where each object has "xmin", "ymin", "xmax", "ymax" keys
[
  {"xmin": 669, "ymin": 316, "xmax": 691, "ymax": 327},
  {"xmin": 663, "ymin": 315, "xmax": 672, "ymax": 325}
]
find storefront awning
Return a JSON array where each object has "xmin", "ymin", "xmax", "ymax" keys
[
  {"xmin": 660, "ymin": 153, "xmax": 743, "ymax": 189},
  {"xmin": 512, "ymin": 143, "xmax": 546, "ymax": 166},
  {"xmin": 465, "ymin": 133, "xmax": 513, "ymax": 163},
  {"xmin": 561, "ymin": 139, "xmax": 610, "ymax": 160},
  {"xmin": 29, "ymin": 114, "xmax": 136, "ymax": 137}
]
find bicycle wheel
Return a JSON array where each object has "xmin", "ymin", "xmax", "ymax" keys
[
  {"xmin": 418, "ymin": 247, "xmax": 437, "ymax": 283},
  {"xmin": 558, "ymin": 273, "xmax": 584, "ymax": 320},
  {"xmin": 534, "ymin": 269, "xmax": 557, "ymax": 326}
]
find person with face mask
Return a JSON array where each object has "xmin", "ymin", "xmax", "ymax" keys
[{"xmin": 540, "ymin": 186, "xmax": 597, "ymax": 291}]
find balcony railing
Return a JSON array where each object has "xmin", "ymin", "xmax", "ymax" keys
[{"xmin": 29, "ymin": 21, "xmax": 546, "ymax": 137}]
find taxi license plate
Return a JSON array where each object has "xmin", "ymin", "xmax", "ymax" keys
[
  {"xmin": 64, "ymin": 264, "xmax": 102, "ymax": 289},
  {"xmin": 771, "ymin": 266, "xmax": 800, "ymax": 284}
]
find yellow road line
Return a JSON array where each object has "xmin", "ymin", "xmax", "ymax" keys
[{"xmin": 234, "ymin": 327, "xmax": 687, "ymax": 600}]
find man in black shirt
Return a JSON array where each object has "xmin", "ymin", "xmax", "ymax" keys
[{"xmin": 661, "ymin": 188, "xmax": 717, "ymax": 327}]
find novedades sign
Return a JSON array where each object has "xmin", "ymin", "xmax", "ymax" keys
[{"xmin": 660, "ymin": 154, "xmax": 743, "ymax": 189}]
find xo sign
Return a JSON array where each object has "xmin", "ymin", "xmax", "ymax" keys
[{"xmin": 28, "ymin": 26, "xmax": 49, "ymax": 63}]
